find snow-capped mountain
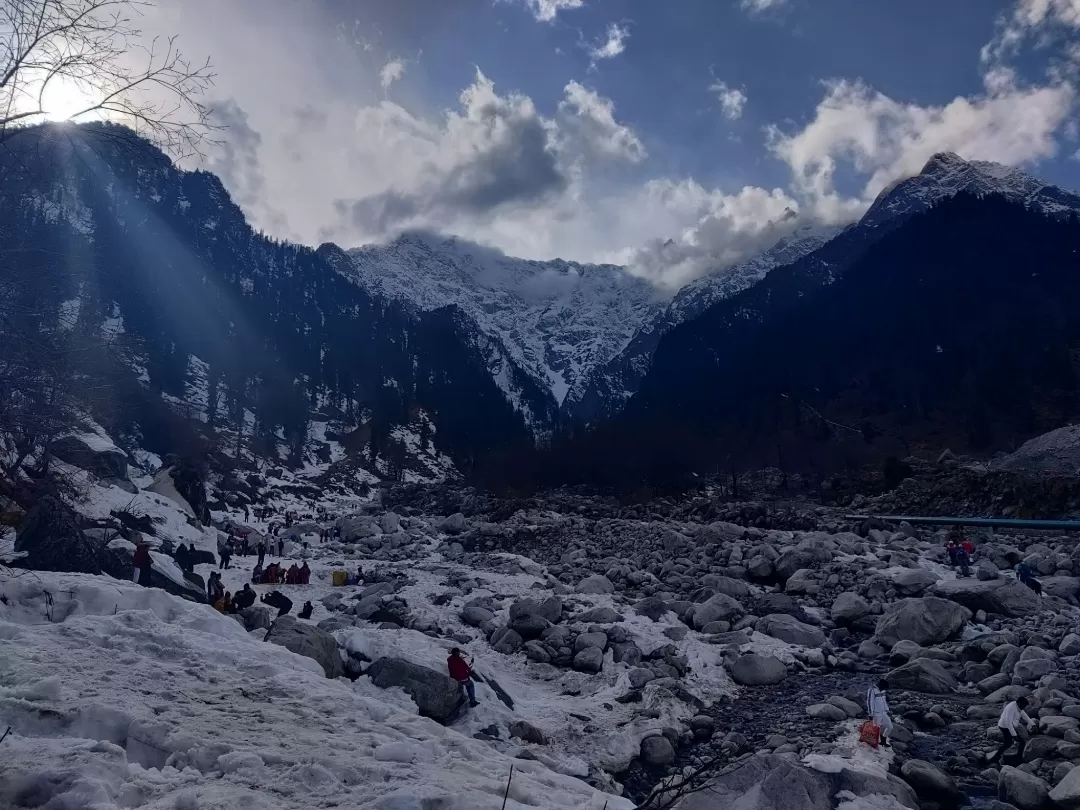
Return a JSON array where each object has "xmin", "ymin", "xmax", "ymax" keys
[
  {"xmin": 563, "ymin": 224, "xmax": 844, "ymax": 422},
  {"xmin": 862, "ymin": 151, "xmax": 1080, "ymax": 228},
  {"xmin": 335, "ymin": 232, "xmax": 662, "ymax": 428}
]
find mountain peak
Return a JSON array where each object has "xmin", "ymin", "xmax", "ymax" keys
[{"xmin": 920, "ymin": 151, "xmax": 968, "ymax": 177}]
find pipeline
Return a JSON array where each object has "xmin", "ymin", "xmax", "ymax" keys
[{"xmin": 845, "ymin": 514, "xmax": 1080, "ymax": 531}]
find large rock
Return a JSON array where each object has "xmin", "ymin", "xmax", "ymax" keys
[
  {"xmin": 50, "ymin": 435, "xmax": 128, "ymax": 479},
  {"xmin": 509, "ymin": 597, "xmax": 563, "ymax": 624},
  {"xmin": 875, "ymin": 597, "xmax": 971, "ymax": 647},
  {"xmin": 15, "ymin": 496, "xmax": 104, "ymax": 575},
  {"xmin": 831, "ymin": 592, "xmax": 871, "ymax": 625},
  {"xmin": 265, "ymin": 616, "xmax": 344, "ymax": 678},
  {"xmin": 998, "ymin": 766, "xmax": 1049, "ymax": 810},
  {"xmin": 509, "ymin": 613, "xmax": 551, "ymax": 640},
  {"xmin": 575, "ymin": 574, "xmax": 614, "ymax": 595},
  {"xmin": 640, "ymin": 735, "xmax": 676, "ymax": 768},
  {"xmin": 673, "ymin": 754, "xmax": 831, "ymax": 810},
  {"xmin": 755, "ymin": 614, "xmax": 826, "ymax": 648},
  {"xmin": 731, "ymin": 654, "xmax": 788, "ymax": 686},
  {"xmin": 573, "ymin": 646, "xmax": 604, "ymax": 673},
  {"xmin": 885, "ymin": 658, "xmax": 958, "ymax": 694},
  {"xmin": 933, "ymin": 578, "xmax": 1042, "ymax": 618},
  {"xmin": 901, "ymin": 759, "xmax": 959, "ymax": 800},
  {"xmin": 692, "ymin": 593, "xmax": 746, "ymax": 630},
  {"xmin": 1050, "ymin": 765, "xmax": 1080, "ymax": 808},
  {"xmin": 151, "ymin": 456, "xmax": 210, "ymax": 524},
  {"xmin": 440, "ymin": 513, "xmax": 466, "ymax": 535},
  {"xmin": 635, "ymin": 596, "xmax": 671, "ymax": 621},
  {"xmin": 890, "ymin": 568, "xmax": 939, "ymax": 595},
  {"xmin": 367, "ymin": 658, "xmax": 463, "ymax": 722}
]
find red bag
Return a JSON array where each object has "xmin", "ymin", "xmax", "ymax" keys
[{"xmin": 859, "ymin": 721, "xmax": 881, "ymax": 749}]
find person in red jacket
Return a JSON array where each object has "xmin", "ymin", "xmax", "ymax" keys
[
  {"xmin": 132, "ymin": 541, "xmax": 151, "ymax": 586},
  {"xmin": 447, "ymin": 648, "xmax": 478, "ymax": 707}
]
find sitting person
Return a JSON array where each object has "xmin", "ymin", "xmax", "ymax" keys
[
  {"xmin": 261, "ymin": 590, "xmax": 293, "ymax": 617},
  {"xmin": 233, "ymin": 583, "xmax": 257, "ymax": 610},
  {"xmin": 298, "ymin": 601, "xmax": 313, "ymax": 619},
  {"xmin": 252, "ymin": 563, "xmax": 263, "ymax": 583}
]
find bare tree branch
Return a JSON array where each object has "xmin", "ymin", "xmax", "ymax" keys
[{"xmin": 0, "ymin": 0, "xmax": 218, "ymax": 159}]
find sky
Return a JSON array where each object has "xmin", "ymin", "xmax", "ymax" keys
[{"xmin": 139, "ymin": 0, "xmax": 1080, "ymax": 289}]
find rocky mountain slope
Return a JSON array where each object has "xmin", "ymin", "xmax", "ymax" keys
[
  {"xmin": 336, "ymin": 232, "xmax": 660, "ymax": 429},
  {"xmin": 566, "ymin": 152, "xmax": 1080, "ymax": 424}
]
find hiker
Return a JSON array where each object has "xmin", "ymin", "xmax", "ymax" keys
[
  {"xmin": 252, "ymin": 562, "xmax": 263, "ymax": 584},
  {"xmin": 257, "ymin": 539, "xmax": 266, "ymax": 567},
  {"xmin": 244, "ymin": 505, "xmax": 250, "ymax": 522},
  {"xmin": 261, "ymin": 590, "xmax": 293, "ymax": 617},
  {"xmin": 219, "ymin": 540, "xmax": 232, "ymax": 570},
  {"xmin": 946, "ymin": 540, "xmax": 960, "ymax": 567},
  {"xmin": 207, "ymin": 572, "xmax": 224, "ymax": 604},
  {"xmin": 262, "ymin": 562, "xmax": 277, "ymax": 585},
  {"xmin": 1016, "ymin": 562, "xmax": 1043, "ymax": 595},
  {"xmin": 298, "ymin": 601, "xmax": 313, "ymax": 619},
  {"xmin": 866, "ymin": 679, "xmax": 893, "ymax": 748},
  {"xmin": 447, "ymin": 648, "xmax": 478, "ymax": 707},
  {"xmin": 234, "ymin": 583, "xmax": 256, "ymax": 610},
  {"xmin": 286, "ymin": 563, "xmax": 300, "ymax": 585},
  {"xmin": 299, "ymin": 561, "xmax": 311, "ymax": 585},
  {"xmin": 954, "ymin": 545, "xmax": 971, "ymax": 578},
  {"xmin": 240, "ymin": 534, "xmax": 250, "ymax": 557},
  {"xmin": 990, "ymin": 697, "xmax": 1034, "ymax": 764},
  {"xmin": 132, "ymin": 540, "xmax": 152, "ymax": 586},
  {"xmin": 277, "ymin": 537, "xmax": 285, "ymax": 557}
]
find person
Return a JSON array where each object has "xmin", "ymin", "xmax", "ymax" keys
[
  {"xmin": 1016, "ymin": 562, "xmax": 1043, "ymax": 595},
  {"xmin": 257, "ymin": 539, "xmax": 266, "ymax": 567},
  {"xmin": 214, "ymin": 593, "xmax": 228, "ymax": 613},
  {"xmin": 946, "ymin": 540, "xmax": 960, "ymax": 568},
  {"xmin": 244, "ymin": 505, "xmax": 250, "ymax": 522},
  {"xmin": 299, "ymin": 561, "xmax": 311, "ymax": 585},
  {"xmin": 222, "ymin": 591, "xmax": 234, "ymax": 613},
  {"xmin": 954, "ymin": 545, "xmax": 971, "ymax": 578},
  {"xmin": 447, "ymin": 648, "xmax": 478, "ymax": 707},
  {"xmin": 261, "ymin": 590, "xmax": 293, "ymax": 617},
  {"xmin": 252, "ymin": 562, "xmax": 263, "ymax": 583},
  {"xmin": 220, "ymin": 540, "xmax": 232, "ymax": 570},
  {"xmin": 240, "ymin": 533, "xmax": 250, "ymax": 557},
  {"xmin": 132, "ymin": 540, "xmax": 152, "ymax": 586},
  {"xmin": 207, "ymin": 571, "xmax": 225, "ymax": 604},
  {"xmin": 277, "ymin": 537, "xmax": 285, "ymax": 557},
  {"xmin": 866, "ymin": 679, "xmax": 893, "ymax": 748},
  {"xmin": 990, "ymin": 697, "xmax": 1035, "ymax": 764},
  {"xmin": 298, "ymin": 601, "xmax": 313, "ymax": 619},
  {"xmin": 234, "ymin": 583, "xmax": 256, "ymax": 610}
]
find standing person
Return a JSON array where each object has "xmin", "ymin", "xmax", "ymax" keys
[
  {"xmin": 955, "ymin": 545, "xmax": 971, "ymax": 578},
  {"xmin": 132, "ymin": 540, "xmax": 152, "ymax": 586},
  {"xmin": 447, "ymin": 648, "xmax": 479, "ymax": 708},
  {"xmin": 299, "ymin": 561, "xmax": 311, "ymax": 585},
  {"xmin": 277, "ymin": 536, "xmax": 285, "ymax": 557},
  {"xmin": 219, "ymin": 540, "xmax": 232, "ymax": 570},
  {"xmin": 990, "ymin": 698, "xmax": 1035, "ymax": 764},
  {"xmin": 1015, "ymin": 562, "xmax": 1043, "ymax": 595},
  {"xmin": 257, "ymin": 538, "xmax": 266, "ymax": 567},
  {"xmin": 866, "ymin": 679, "xmax": 893, "ymax": 748}
]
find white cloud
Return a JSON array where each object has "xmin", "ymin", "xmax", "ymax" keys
[
  {"xmin": 379, "ymin": 58, "xmax": 406, "ymax": 90},
  {"xmin": 740, "ymin": 0, "xmax": 788, "ymax": 14},
  {"xmin": 767, "ymin": 77, "xmax": 1076, "ymax": 222},
  {"xmin": 709, "ymin": 80, "xmax": 747, "ymax": 120},
  {"xmin": 524, "ymin": 0, "xmax": 585, "ymax": 22},
  {"xmin": 589, "ymin": 23, "xmax": 629, "ymax": 61},
  {"xmin": 556, "ymin": 80, "xmax": 645, "ymax": 163},
  {"xmin": 984, "ymin": 0, "xmax": 1080, "ymax": 64}
]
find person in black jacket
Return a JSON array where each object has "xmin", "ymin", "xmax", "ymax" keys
[
  {"xmin": 261, "ymin": 590, "xmax": 292, "ymax": 617},
  {"xmin": 233, "ymin": 583, "xmax": 257, "ymax": 610},
  {"xmin": 298, "ymin": 601, "xmax": 313, "ymax": 619}
]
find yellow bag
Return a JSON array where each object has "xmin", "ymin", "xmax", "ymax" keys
[{"xmin": 331, "ymin": 570, "xmax": 347, "ymax": 587}]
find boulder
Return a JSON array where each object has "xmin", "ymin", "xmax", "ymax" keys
[
  {"xmin": 265, "ymin": 616, "xmax": 344, "ymax": 678},
  {"xmin": 692, "ymin": 593, "xmax": 746, "ymax": 630},
  {"xmin": 509, "ymin": 597, "xmax": 563, "ymax": 624},
  {"xmin": 15, "ymin": 495, "xmax": 105, "ymax": 575},
  {"xmin": 806, "ymin": 703, "xmax": 847, "ymax": 721},
  {"xmin": 635, "ymin": 596, "xmax": 671, "ymax": 621},
  {"xmin": 1050, "ymin": 765, "xmax": 1080, "ymax": 808},
  {"xmin": 673, "ymin": 753, "xmax": 831, "ymax": 810},
  {"xmin": 509, "ymin": 613, "xmax": 551, "ymax": 640},
  {"xmin": 900, "ymin": 759, "xmax": 959, "ymax": 801},
  {"xmin": 874, "ymin": 597, "xmax": 971, "ymax": 647},
  {"xmin": 440, "ymin": 513, "xmax": 466, "ymax": 535},
  {"xmin": 885, "ymin": 659, "xmax": 958, "ymax": 694},
  {"xmin": 491, "ymin": 628, "xmax": 524, "ymax": 655},
  {"xmin": 998, "ymin": 766, "xmax": 1049, "ymax": 810},
  {"xmin": 640, "ymin": 735, "xmax": 676, "ymax": 768},
  {"xmin": 461, "ymin": 606, "xmax": 495, "ymax": 627},
  {"xmin": 379, "ymin": 512, "xmax": 401, "ymax": 533},
  {"xmin": 50, "ymin": 435, "xmax": 128, "ymax": 479},
  {"xmin": 523, "ymin": 641, "xmax": 551, "ymax": 664},
  {"xmin": 367, "ymin": 658, "xmax": 463, "ymax": 722},
  {"xmin": 573, "ymin": 646, "xmax": 604, "ymax": 673},
  {"xmin": 151, "ymin": 457, "xmax": 210, "ymax": 523},
  {"xmin": 891, "ymin": 568, "xmax": 940, "ymax": 595},
  {"xmin": 574, "ymin": 632, "xmax": 608, "ymax": 653},
  {"xmin": 239, "ymin": 606, "xmax": 273, "ymax": 632},
  {"xmin": 831, "ymin": 592, "xmax": 871, "ymax": 625},
  {"xmin": 755, "ymin": 614, "xmax": 826, "ymax": 648},
  {"xmin": 575, "ymin": 574, "xmax": 614, "ymax": 595},
  {"xmin": 508, "ymin": 720, "xmax": 546, "ymax": 745},
  {"xmin": 1062, "ymin": 634, "xmax": 1080, "ymax": 656},
  {"xmin": 933, "ymin": 578, "xmax": 1042, "ymax": 618},
  {"xmin": 731, "ymin": 654, "xmax": 788, "ymax": 686}
]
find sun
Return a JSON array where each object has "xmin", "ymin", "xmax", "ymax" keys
[{"xmin": 40, "ymin": 76, "xmax": 99, "ymax": 122}]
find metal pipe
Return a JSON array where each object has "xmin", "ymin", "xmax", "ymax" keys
[{"xmin": 845, "ymin": 515, "xmax": 1080, "ymax": 531}]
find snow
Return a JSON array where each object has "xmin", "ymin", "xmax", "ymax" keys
[
  {"xmin": 0, "ymin": 571, "xmax": 634, "ymax": 810},
  {"xmin": 343, "ymin": 232, "xmax": 660, "ymax": 415}
]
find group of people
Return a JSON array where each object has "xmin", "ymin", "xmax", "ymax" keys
[
  {"xmin": 945, "ymin": 527, "xmax": 975, "ymax": 577},
  {"xmin": 252, "ymin": 560, "xmax": 310, "ymax": 585},
  {"xmin": 206, "ymin": 574, "xmax": 258, "ymax": 614}
]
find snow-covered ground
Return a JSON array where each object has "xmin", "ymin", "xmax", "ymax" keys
[{"xmin": 0, "ymin": 571, "xmax": 633, "ymax": 810}]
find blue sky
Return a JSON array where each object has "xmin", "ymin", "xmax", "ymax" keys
[{"xmin": 148, "ymin": 0, "xmax": 1080, "ymax": 288}]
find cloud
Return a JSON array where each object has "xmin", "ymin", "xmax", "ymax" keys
[
  {"xmin": 709, "ymin": 80, "xmax": 747, "ymax": 120},
  {"xmin": 556, "ymin": 80, "xmax": 645, "ymax": 163},
  {"xmin": 740, "ymin": 0, "xmax": 788, "ymax": 14},
  {"xmin": 331, "ymin": 72, "xmax": 645, "ymax": 239},
  {"xmin": 379, "ymin": 58, "xmax": 407, "ymax": 90},
  {"xmin": 589, "ymin": 23, "xmax": 629, "ymax": 61},
  {"xmin": 767, "ymin": 77, "xmax": 1076, "ymax": 222},
  {"xmin": 983, "ymin": 0, "xmax": 1080, "ymax": 65},
  {"xmin": 206, "ymin": 99, "xmax": 266, "ymax": 208},
  {"xmin": 523, "ymin": 0, "xmax": 584, "ymax": 22}
]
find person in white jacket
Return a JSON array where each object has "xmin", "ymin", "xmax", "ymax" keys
[
  {"xmin": 867, "ymin": 679, "xmax": 893, "ymax": 748},
  {"xmin": 990, "ymin": 697, "xmax": 1034, "ymax": 764}
]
